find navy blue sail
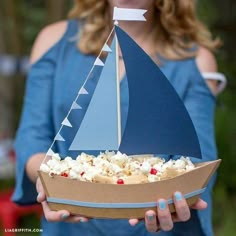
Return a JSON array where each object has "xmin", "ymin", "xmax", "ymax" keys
[{"xmin": 115, "ymin": 26, "xmax": 202, "ymax": 158}]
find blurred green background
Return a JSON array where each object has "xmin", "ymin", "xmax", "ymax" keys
[{"xmin": 0, "ymin": 0, "xmax": 235, "ymax": 235}]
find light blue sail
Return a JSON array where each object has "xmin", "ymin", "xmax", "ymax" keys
[{"xmin": 69, "ymin": 39, "xmax": 119, "ymax": 151}]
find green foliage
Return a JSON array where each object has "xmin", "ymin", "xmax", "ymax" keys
[
  {"xmin": 197, "ymin": 0, "xmax": 236, "ymax": 193},
  {"xmin": 197, "ymin": 1, "xmax": 236, "ymax": 235},
  {"xmin": 213, "ymin": 185, "xmax": 236, "ymax": 235},
  {"xmin": 19, "ymin": 1, "xmax": 47, "ymax": 52},
  {"xmin": 197, "ymin": 0, "xmax": 219, "ymax": 25},
  {"xmin": 17, "ymin": 0, "xmax": 47, "ymax": 53}
]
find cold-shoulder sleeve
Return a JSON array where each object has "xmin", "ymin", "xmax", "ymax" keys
[
  {"xmin": 12, "ymin": 43, "xmax": 59, "ymax": 205},
  {"xmin": 183, "ymin": 61, "xmax": 218, "ymax": 163},
  {"xmin": 12, "ymin": 19, "xmax": 79, "ymax": 205},
  {"xmin": 173, "ymin": 60, "xmax": 220, "ymax": 236}
]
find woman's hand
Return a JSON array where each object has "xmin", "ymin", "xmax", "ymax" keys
[
  {"xmin": 129, "ymin": 192, "xmax": 207, "ymax": 233},
  {"xmin": 36, "ymin": 177, "xmax": 89, "ymax": 223}
]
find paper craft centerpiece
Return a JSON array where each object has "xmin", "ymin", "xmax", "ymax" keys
[{"xmin": 38, "ymin": 7, "xmax": 221, "ymax": 219}]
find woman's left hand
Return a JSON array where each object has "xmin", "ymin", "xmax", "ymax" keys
[{"xmin": 129, "ymin": 192, "xmax": 207, "ymax": 233}]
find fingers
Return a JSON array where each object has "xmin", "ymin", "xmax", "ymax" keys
[
  {"xmin": 36, "ymin": 177, "xmax": 44, "ymax": 194},
  {"xmin": 173, "ymin": 192, "xmax": 191, "ymax": 222},
  {"xmin": 155, "ymin": 194, "xmax": 190, "ymax": 232},
  {"xmin": 41, "ymin": 201, "xmax": 70, "ymax": 222},
  {"xmin": 36, "ymin": 178, "xmax": 46, "ymax": 203},
  {"xmin": 191, "ymin": 198, "xmax": 207, "ymax": 210},
  {"xmin": 129, "ymin": 218, "xmax": 139, "ymax": 226},
  {"xmin": 145, "ymin": 210, "xmax": 160, "ymax": 233},
  {"xmin": 41, "ymin": 201, "xmax": 88, "ymax": 223},
  {"xmin": 143, "ymin": 194, "xmax": 206, "ymax": 233},
  {"xmin": 157, "ymin": 200, "xmax": 173, "ymax": 231},
  {"xmin": 37, "ymin": 192, "xmax": 46, "ymax": 203},
  {"xmin": 36, "ymin": 178, "xmax": 89, "ymax": 223}
]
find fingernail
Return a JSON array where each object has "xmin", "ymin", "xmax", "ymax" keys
[
  {"xmin": 61, "ymin": 213, "xmax": 69, "ymax": 219},
  {"xmin": 37, "ymin": 192, "xmax": 41, "ymax": 200},
  {"xmin": 158, "ymin": 200, "xmax": 166, "ymax": 210},
  {"xmin": 174, "ymin": 192, "xmax": 182, "ymax": 201},
  {"xmin": 147, "ymin": 215, "xmax": 154, "ymax": 221},
  {"xmin": 79, "ymin": 218, "xmax": 86, "ymax": 223}
]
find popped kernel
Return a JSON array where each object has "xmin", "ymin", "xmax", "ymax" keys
[{"xmin": 40, "ymin": 152, "xmax": 196, "ymax": 184}]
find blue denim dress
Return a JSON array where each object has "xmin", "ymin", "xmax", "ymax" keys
[{"xmin": 12, "ymin": 20, "xmax": 218, "ymax": 236}]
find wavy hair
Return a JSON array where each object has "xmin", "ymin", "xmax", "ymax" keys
[{"xmin": 69, "ymin": 0, "xmax": 220, "ymax": 59}]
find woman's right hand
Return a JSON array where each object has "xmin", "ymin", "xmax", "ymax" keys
[{"xmin": 36, "ymin": 177, "xmax": 89, "ymax": 223}]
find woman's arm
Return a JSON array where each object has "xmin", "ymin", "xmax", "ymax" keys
[
  {"xmin": 30, "ymin": 21, "xmax": 67, "ymax": 65},
  {"xmin": 25, "ymin": 21, "xmax": 67, "ymax": 184},
  {"xmin": 196, "ymin": 47, "xmax": 218, "ymax": 95},
  {"xmin": 17, "ymin": 21, "xmax": 89, "ymax": 223},
  {"xmin": 26, "ymin": 153, "xmax": 45, "ymax": 183}
]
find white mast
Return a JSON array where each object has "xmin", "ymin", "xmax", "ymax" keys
[
  {"xmin": 114, "ymin": 20, "xmax": 121, "ymax": 146},
  {"xmin": 113, "ymin": 7, "xmax": 147, "ymax": 146}
]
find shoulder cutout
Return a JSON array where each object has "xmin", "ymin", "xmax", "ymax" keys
[
  {"xmin": 196, "ymin": 47, "xmax": 218, "ymax": 72},
  {"xmin": 30, "ymin": 21, "xmax": 68, "ymax": 65},
  {"xmin": 196, "ymin": 47, "xmax": 219, "ymax": 95}
]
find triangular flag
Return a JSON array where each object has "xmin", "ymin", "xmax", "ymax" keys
[
  {"xmin": 71, "ymin": 102, "xmax": 82, "ymax": 109},
  {"xmin": 94, "ymin": 58, "xmax": 104, "ymax": 66},
  {"xmin": 46, "ymin": 148, "xmax": 55, "ymax": 156},
  {"xmin": 102, "ymin": 44, "xmax": 112, "ymax": 53},
  {"xmin": 79, "ymin": 87, "xmax": 88, "ymax": 95},
  {"xmin": 54, "ymin": 133, "xmax": 65, "ymax": 142},
  {"xmin": 62, "ymin": 117, "xmax": 72, "ymax": 127}
]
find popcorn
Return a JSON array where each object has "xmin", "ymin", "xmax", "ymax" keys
[
  {"xmin": 140, "ymin": 161, "xmax": 151, "ymax": 174},
  {"xmin": 69, "ymin": 170, "xmax": 78, "ymax": 179},
  {"xmin": 40, "ymin": 152, "xmax": 196, "ymax": 184},
  {"xmin": 148, "ymin": 174, "xmax": 160, "ymax": 182},
  {"xmin": 40, "ymin": 163, "xmax": 50, "ymax": 173},
  {"xmin": 153, "ymin": 163, "xmax": 163, "ymax": 171},
  {"xmin": 186, "ymin": 165, "xmax": 195, "ymax": 171},
  {"xmin": 52, "ymin": 153, "xmax": 61, "ymax": 161},
  {"xmin": 47, "ymin": 159, "xmax": 59, "ymax": 169},
  {"xmin": 173, "ymin": 159, "xmax": 186, "ymax": 169}
]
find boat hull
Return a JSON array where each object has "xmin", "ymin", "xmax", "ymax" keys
[{"xmin": 38, "ymin": 159, "xmax": 221, "ymax": 219}]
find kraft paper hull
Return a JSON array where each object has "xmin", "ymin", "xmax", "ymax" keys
[{"xmin": 38, "ymin": 159, "xmax": 221, "ymax": 219}]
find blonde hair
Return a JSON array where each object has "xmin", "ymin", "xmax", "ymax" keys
[{"xmin": 69, "ymin": 0, "xmax": 220, "ymax": 59}]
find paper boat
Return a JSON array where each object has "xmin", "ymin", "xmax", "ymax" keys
[
  {"xmin": 38, "ymin": 159, "xmax": 220, "ymax": 219},
  {"xmin": 39, "ymin": 7, "xmax": 221, "ymax": 219}
]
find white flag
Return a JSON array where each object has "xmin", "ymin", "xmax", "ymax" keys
[
  {"xmin": 46, "ymin": 148, "xmax": 54, "ymax": 156},
  {"xmin": 79, "ymin": 87, "xmax": 88, "ymax": 95},
  {"xmin": 62, "ymin": 117, "xmax": 72, "ymax": 127},
  {"xmin": 113, "ymin": 7, "xmax": 147, "ymax": 21},
  {"xmin": 94, "ymin": 58, "xmax": 104, "ymax": 66},
  {"xmin": 55, "ymin": 133, "xmax": 65, "ymax": 142},
  {"xmin": 102, "ymin": 44, "xmax": 112, "ymax": 53},
  {"xmin": 72, "ymin": 101, "xmax": 82, "ymax": 109}
]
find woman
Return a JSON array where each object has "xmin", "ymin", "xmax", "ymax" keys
[{"xmin": 13, "ymin": 0, "xmax": 226, "ymax": 235}]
